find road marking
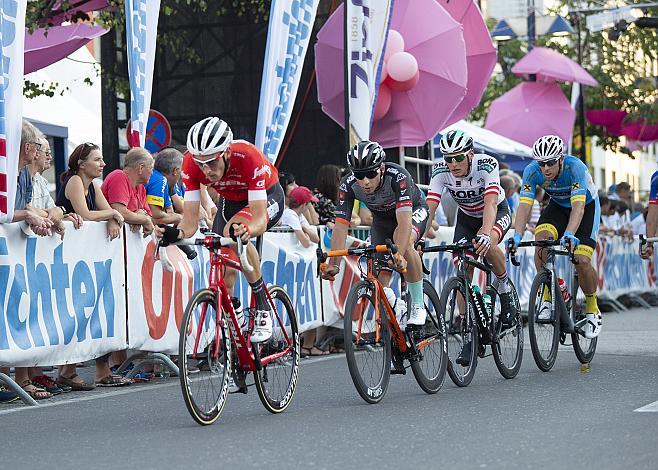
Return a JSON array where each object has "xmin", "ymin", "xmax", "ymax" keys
[
  {"xmin": 0, "ymin": 381, "xmax": 178, "ymax": 416},
  {"xmin": 634, "ymin": 400, "xmax": 658, "ymax": 412}
]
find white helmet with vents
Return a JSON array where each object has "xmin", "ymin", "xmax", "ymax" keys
[
  {"xmin": 532, "ymin": 135, "xmax": 564, "ymax": 161},
  {"xmin": 186, "ymin": 117, "xmax": 233, "ymax": 156}
]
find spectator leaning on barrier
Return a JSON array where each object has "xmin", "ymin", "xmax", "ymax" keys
[
  {"xmin": 281, "ymin": 170, "xmax": 320, "ymax": 225},
  {"xmin": 146, "ymin": 147, "xmax": 183, "ymax": 225},
  {"xmin": 55, "ymin": 142, "xmax": 130, "ymax": 390},
  {"xmin": 280, "ymin": 186, "xmax": 320, "ymax": 248},
  {"xmin": 101, "ymin": 147, "xmax": 154, "ymax": 237},
  {"xmin": 616, "ymin": 181, "xmax": 633, "ymax": 204}
]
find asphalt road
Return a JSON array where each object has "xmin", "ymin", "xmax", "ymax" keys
[{"xmin": 2, "ymin": 308, "xmax": 657, "ymax": 470}]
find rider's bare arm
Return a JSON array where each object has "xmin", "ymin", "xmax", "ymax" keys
[
  {"xmin": 514, "ymin": 201, "xmax": 533, "ymax": 235},
  {"xmin": 329, "ymin": 219, "xmax": 349, "ymax": 265},
  {"xmin": 565, "ymin": 200, "xmax": 585, "ymax": 235},
  {"xmin": 246, "ymin": 199, "xmax": 268, "ymax": 237},
  {"xmin": 425, "ymin": 200, "xmax": 438, "ymax": 237},
  {"xmin": 478, "ymin": 193, "xmax": 498, "ymax": 236}
]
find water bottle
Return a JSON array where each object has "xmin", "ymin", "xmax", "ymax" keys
[
  {"xmin": 471, "ymin": 285, "xmax": 492, "ymax": 343},
  {"xmin": 558, "ymin": 277, "xmax": 571, "ymax": 303},
  {"xmin": 482, "ymin": 292, "xmax": 492, "ymax": 317},
  {"xmin": 232, "ymin": 297, "xmax": 246, "ymax": 330},
  {"xmin": 383, "ymin": 287, "xmax": 407, "ymax": 329}
]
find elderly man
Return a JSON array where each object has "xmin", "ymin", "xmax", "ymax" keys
[
  {"xmin": 146, "ymin": 147, "xmax": 183, "ymax": 225},
  {"xmin": 101, "ymin": 147, "xmax": 154, "ymax": 237}
]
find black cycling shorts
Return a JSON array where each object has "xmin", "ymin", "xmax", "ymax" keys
[
  {"xmin": 212, "ymin": 183, "xmax": 285, "ymax": 235},
  {"xmin": 453, "ymin": 199, "xmax": 511, "ymax": 246},
  {"xmin": 370, "ymin": 204, "xmax": 429, "ymax": 272},
  {"xmin": 536, "ymin": 199, "xmax": 600, "ymax": 258}
]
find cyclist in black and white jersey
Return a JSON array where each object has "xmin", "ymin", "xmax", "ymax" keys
[
  {"xmin": 426, "ymin": 130, "xmax": 516, "ymax": 363},
  {"xmin": 321, "ymin": 140, "xmax": 430, "ymax": 329}
]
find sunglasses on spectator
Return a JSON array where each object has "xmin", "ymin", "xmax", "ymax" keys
[
  {"xmin": 29, "ymin": 141, "xmax": 42, "ymax": 151},
  {"xmin": 444, "ymin": 152, "xmax": 468, "ymax": 163},
  {"xmin": 539, "ymin": 158, "xmax": 560, "ymax": 167},
  {"xmin": 353, "ymin": 168, "xmax": 380, "ymax": 180}
]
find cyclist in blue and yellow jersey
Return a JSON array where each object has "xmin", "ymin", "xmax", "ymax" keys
[
  {"xmin": 640, "ymin": 170, "xmax": 658, "ymax": 259},
  {"xmin": 509, "ymin": 135, "xmax": 602, "ymax": 339}
]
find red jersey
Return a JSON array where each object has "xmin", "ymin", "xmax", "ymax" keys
[{"xmin": 181, "ymin": 140, "xmax": 278, "ymax": 202}]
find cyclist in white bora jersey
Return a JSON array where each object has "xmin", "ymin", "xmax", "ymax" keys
[{"xmin": 426, "ymin": 130, "xmax": 517, "ymax": 365}]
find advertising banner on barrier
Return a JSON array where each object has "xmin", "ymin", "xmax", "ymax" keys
[
  {"xmin": 0, "ymin": 222, "xmax": 126, "ymax": 366},
  {"xmin": 255, "ymin": 0, "xmax": 320, "ymax": 163}
]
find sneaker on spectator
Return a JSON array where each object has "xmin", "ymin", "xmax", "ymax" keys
[
  {"xmin": 31, "ymin": 375, "xmax": 63, "ymax": 395},
  {"xmin": 0, "ymin": 385, "xmax": 19, "ymax": 404}
]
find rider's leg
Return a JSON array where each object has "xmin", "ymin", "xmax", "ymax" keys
[{"xmin": 574, "ymin": 245, "xmax": 602, "ymax": 338}]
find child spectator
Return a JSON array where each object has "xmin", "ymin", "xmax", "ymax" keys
[{"xmin": 280, "ymin": 186, "xmax": 320, "ymax": 248}]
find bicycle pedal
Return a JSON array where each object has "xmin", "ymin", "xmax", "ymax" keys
[{"xmin": 478, "ymin": 344, "xmax": 486, "ymax": 358}]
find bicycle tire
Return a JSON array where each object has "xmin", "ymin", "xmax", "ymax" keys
[
  {"xmin": 254, "ymin": 286, "xmax": 300, "ymax": 413},
  {"xmin": 179, "ymin": 288, "xmax": 230, "ymax": 426},
  {"xmin": 344, "ymin": 280, "xmax": 391, "ymax": 404},
  {"xmin": 409, "ymin": 280, "xmax": 448, "ymax": 394},
  {"xmin": 491, "ymin": 283, "xmax": 524, "ymax": 379},
  {"xmin": 528, "ymin": 271, "xmax": 560, "ymax": 372},
  {"xmin": 442, "ymin": 276, "xmax": 478, "ymax": 387},
  {"xmin": 571, "ymin": 303, "xmax": 597, "ymax": 364}
]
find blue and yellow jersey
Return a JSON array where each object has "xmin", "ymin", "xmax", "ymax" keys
[
  {"xmin": 145, "ymin": 169, "xmax": 172, "ymax": 209},
  {"xmin": 519, "ymin": 155, "xmax": 597, "ymax": 208}
]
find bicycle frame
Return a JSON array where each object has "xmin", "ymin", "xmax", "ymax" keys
[{"xmin": 180, "ymin": 235, "xmax": 295, "ymax": 372}]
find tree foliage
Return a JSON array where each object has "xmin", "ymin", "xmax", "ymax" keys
[{"xmin": 470, "ymin": 2, "xmax": 658, "ymax": 153}]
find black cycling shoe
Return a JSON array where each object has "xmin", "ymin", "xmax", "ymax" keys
[
  {"xmin": 456, "ymin": 341, "xmax": 472, "ymax": 367},
  {"xmin": 390, "ymin": 347, "xmax": 406, "ymax": 375},
  {"xmin": 498, "ymin": 292, "xmax": 517, "ymax": 329}
]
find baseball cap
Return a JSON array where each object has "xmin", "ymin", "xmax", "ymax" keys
[{"xmin": 289, "ymin": 186, "xmax": 318, "ymax": 206}]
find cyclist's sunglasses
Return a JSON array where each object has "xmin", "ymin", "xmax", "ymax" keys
[
  {"xmin": 444, "ymin": 152, "xmax": 468, "ymax": 163},
  {"xmin": 192, "ymin": 151, "xmax": 226, "ymax": 169},
  {"xmin": 538, "ymin": 158, "xmax": 560, "ymax": 167},
  {"xmin": 353, "ymin": 168, "xmax": 380, "ymax": 180}
]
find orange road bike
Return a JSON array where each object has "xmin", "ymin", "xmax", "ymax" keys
[
  {"xmin": 163, "ymin": 233, "xmax": 299, "ymax": 425},
  {"xmin": 318, "ymin": 240, "xmax": 447, "ymax": 404}
]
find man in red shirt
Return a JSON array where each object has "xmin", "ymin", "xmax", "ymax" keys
[
  {"xmin": 155, "ymin": 117, "xmax": 284, "ymax": 343},
  {"xmin": 101, "ymin": 147, "xmax": 155, "ymax": 237}
]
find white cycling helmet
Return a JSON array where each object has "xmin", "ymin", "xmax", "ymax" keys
[
  {"xmin": 186, "ymin": 117, "xmax": 233, "ymax": 156},
  {"xmin": 532, "ymin": 135, "xmax": 564, "ymax": 161},
  {"xmin": 439, "ymin": 129, "xmax": 473, "ymax": 155}
]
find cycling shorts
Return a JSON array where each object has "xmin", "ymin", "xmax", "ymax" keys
[
  {"xmin": 535, "ymin": 198, "xmax": 600, "ymax": 259},
  {"xmin": 370, "ymin": 204, "xmax": 429, "ymax": 272},
  {"xmin": 453, "ymin": 199, "xmax": 511, "ymax": 248},
  {"xmin": 212, "ymin": 182, "xmax": 285, "ymax": 235}
]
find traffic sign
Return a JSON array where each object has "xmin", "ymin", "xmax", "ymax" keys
[{"xmin": 126, "ymin": 109, "xmax": 172, "ymax": 153}]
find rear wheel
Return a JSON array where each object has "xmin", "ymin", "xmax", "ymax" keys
[
  {"xmin": 528, "ymin": 271, "xmax": 560, "ymax": 372},
  {"xmin": 491, "ymin": 283, "xmax": 523, "ymax": 379},
  {"xmin": 409, "ymin": 280, "xmax": 447, "ymax": 394},
  {"xmin": 179, "ymin": 289, "xmax": 230, "ymax": 426},
  {"xmin": 571, "ymin": 297, "xmax": 597, "ymax": 364},
  {"xmin": 254, "ymin": 286, "xmax": 300, "ymax": 413},
  {"xmin": 344, "ymin": 280, "xmax": 391, "ymax": 404},
  {"xmin": 442, "ymin": 277, "xmax": 478, "ymax": 387}
]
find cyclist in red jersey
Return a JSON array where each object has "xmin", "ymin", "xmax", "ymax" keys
[{"xmin": 155, "ymin": 117, "xmax": 284, "ymax": 343}]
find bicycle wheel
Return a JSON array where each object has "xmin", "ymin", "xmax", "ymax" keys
[
  {"xmin": 571, "ymin": 300, "xmax": 597, "ymax": 364},
  {"xmin": 491, "ymin": 283, "xmax": 523, "ymax": 379},
  {"xmin": 254, "ymin": 286, "xmax": 300, "ymax": 413},
  {"xmin": 179, "ymin": 288, "xmax": 230, "ymax": 426},
  {"xmin": 409, "ymin": 280, "xmax": 448, "ymax": 394},
  {"xmin": 442, "ymin": 277, "xmax": 478, "ymax": 387},
  {"xmin": 344, "ymin": 280, "xmax": 391, "ymax": 404},
  {"xmin": 528, "ymin": 271, "xmax": 560, "ymax": 372}
]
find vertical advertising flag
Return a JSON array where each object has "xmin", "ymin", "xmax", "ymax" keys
[
  {"xmin": 125, "ymin": 0, "xmax": 160, "ymax": 148},
  {"xmin": 255, "ymin": 0, "xmax": 319, "ymax": 164},
  {"xmin": 345, "ymin": 0, "xmax": 394, "ymax": 145},
  {"xmin": 0, "ymin": 0, "xmax": 27, "ymax": 222}
]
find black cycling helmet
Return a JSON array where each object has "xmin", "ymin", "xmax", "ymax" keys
[{"xmin": 346, "ymin": 140, "xmax": 386, "ymax": 171}]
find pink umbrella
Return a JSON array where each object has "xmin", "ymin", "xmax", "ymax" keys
[
  {"xmin": 512, "ymin": 47, "xmax": 598, "ymax": 86},
  {"xmin": 586, "ymin": 109, "xmax": 627, "ymax": 136},
  {"xmin": 437, "ymin": 0, "xmax": 497, "ymax": 123},
  {"xmin": 484, "ymin": 81, "xmax": 576, "ymax": 147},
  {"xmin": 315, "ymin": 0, "xmax": 467, "ymax": 148},
  {"xmin": 622, "ymin": 120, "xmax": 658, "ymax": 142},
  {"xmin": 25, "ymin": 23, "xmax": 109, "ymax": 74}
]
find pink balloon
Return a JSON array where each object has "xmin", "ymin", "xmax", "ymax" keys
[
  {"xmin": 384, "ymin": 30, "xmax": 405, "ymax": 61},
  {"xmin": 387, "ymin": 51, "xmax": 418, "ymax": 82},
  {"xmin": 374, "ymin": 83, "xmax": 392, "ymax": 120},
  {"xmin": 388, "ymin": 70, "xmax": 420, "ymax": 92},
  {"xmin": 379, "ymin": 60, "xmax": 388, "ymax": 83}
]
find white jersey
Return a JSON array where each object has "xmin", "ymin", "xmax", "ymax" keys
[{"xmin": 427, "ymin": 154, "xmax": 504, "ymax": 218}]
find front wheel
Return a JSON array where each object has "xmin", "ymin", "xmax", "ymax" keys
[
  {"xmin": 442, "ymin": 277, "xmax": 478, "ymax": 387},
  {"xmin": 528, "ymin": 271, "xmax": 560, "ymax": 372},
  {"xmin": 179, "ymin": 289, "xmax": 230, "ymax": 426},
  {"xmin": 344, "ymin": 280, "xmax": 391, "ymax": 404},
  {"xmin": 254, "ymin": 286, "xmax": 300, "ymax": 413},
  {"xmin": 409, "ymin": 280, "xmax": 448, "ymax": 394},
  {"xmin": 491, "ymin": 283, "xmax": 523, "ymax": 379}
]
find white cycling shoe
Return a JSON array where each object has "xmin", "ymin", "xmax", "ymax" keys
[
  {"xmin": 250, "ymin": 310, "xmax": 273, "ymax": 343},
  {"xmin": 584, "ymin": 312, "xmax": 602, "ymax": 339},
  {"xmin": 406, "ymin": 304, "xmax": 427, "ymax": 328},
  {"xmin": 537, "ymin": 301, "xmax": 552, "ymax": 321}
]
